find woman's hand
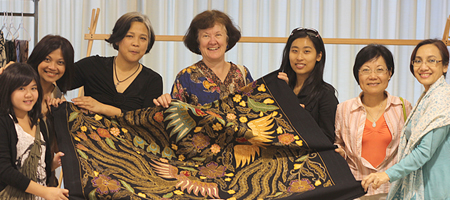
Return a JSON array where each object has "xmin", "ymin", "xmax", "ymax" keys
[
  {"xmin": 153, "ymin": 93, "xmax": 172, "ymax": 108},
  {"xmin": 42, "ymin": 187, "xmax": 69, "ymax": 200},
  {"xmin": 361, "ymin": 172, "xmax": 390, "ymax": 192},
  {"xmin": 0, "ymin": 61, "xmax": 15, "ymax": 74},
  {"xmin": 26, "ymin": 181, "xmax": 69, "ymax": 200},
  {"xmin": 334, "ymin": 147, "xmax": 345, "ymax": 158},
  {"xmin": 72, "ymin": 96, "xmax": 121, "ymax": 117},
  {"xmin": 52, "ymin": 152, "xmax": 64, "ymax": 171},
  {"xmin": 46, "ymin": 97, "xmax": 66, "ymax": 109},
  {"xmin": 72, "ymin": 96, "xmax": 105, "ymax": 114},
  {"xmin": 277, "ymin": 72, "xmax": 289, "ymax": 84}
]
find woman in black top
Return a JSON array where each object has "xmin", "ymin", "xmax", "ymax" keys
[
  {"xmin": 65, "ymin": 12, "xmax": 163, "ymax": 117},
  {"xmin": 277, "ymin": 28, "xmax": 338, "ymax": 143}
]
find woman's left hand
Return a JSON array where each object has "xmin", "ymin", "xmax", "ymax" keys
[
  {"xmin": 51, "ymin": 152, "xmax": 64, "ymax": 171},
  {"xmin": 361, "ymin": 172, "xmax": 390, "ymax": 192},
  {"xmin": 277, "ymin": 72, "xmax": 289, "ymax": 84}
]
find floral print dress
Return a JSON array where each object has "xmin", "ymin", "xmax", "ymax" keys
[{"xmin": 170, "ymin": 60, "xmax": 253, "ymax": 106}]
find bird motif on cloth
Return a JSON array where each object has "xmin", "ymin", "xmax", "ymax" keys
[
  {"xmin": 150, "ymin": 160, "xmax": 220, "ymax": 199},
  {"xmin": 165, "ymin": 101, "xmax": 207, "ymax": 142},
  {"xmin": 234, "ymin": 114, "xmax": 275, "ymax": 168}
]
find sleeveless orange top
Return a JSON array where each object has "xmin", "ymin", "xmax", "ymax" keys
[{"xmin": 361, "ymin": 115, "xmax": 392, "ymax": 168}]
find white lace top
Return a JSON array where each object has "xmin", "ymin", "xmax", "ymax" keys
[{"xmin": 14, "ymin": 122, "xmax": 47, "ymax": 200}]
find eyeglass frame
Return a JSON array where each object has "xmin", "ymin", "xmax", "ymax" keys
[
  {"xmin": 358, "ymin": 67, "xmax": 390, "ymax": 75},
  {"xmin": 411, "ymin": 59, "xmax": 443, "ymax": 67}
]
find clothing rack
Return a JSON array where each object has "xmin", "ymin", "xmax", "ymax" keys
[
  {"xmin": 0, "ymin": 0, "xmax": 39, "ymax": 45},
  {"xmin": 84, "ymin": 8, "xmax": 450, "ymax": 46}
]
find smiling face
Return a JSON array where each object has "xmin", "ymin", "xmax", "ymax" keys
[
  {"xmin": 413, "ymin": 44, "xmax": 448, "ymax": 91},
  {"xmin": 198, "ymin": 23, "xmax": 228, "ymax": 63},
  {"xmin": 11, "ymin": 80, "xmax": 38, "ymax": 116},
  {"xmin": 289, "ymin": 37, "xmax": 322, "ymax": 81},
  {"xmin": 116, "ymin": 21, "xmax": 149, "ymax": 63},
  {"xmin": 37, "ymin": 48, "xmax": 65, "ymax": 85},
  {"xmin": 358, "ymin": 56, "xmax": 391, "ymax": 95}
]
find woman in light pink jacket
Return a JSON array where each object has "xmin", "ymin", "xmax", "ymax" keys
[{"xmin": 334, "ymin": 44, "xmax": 412, "ymax": 200}]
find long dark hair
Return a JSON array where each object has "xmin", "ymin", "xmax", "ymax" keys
[
  {"xmin": 28, "ymin": 34, "xmax": 74, "ymax": 93},
  {"xmin": 279, "ymin": 28, "xmax": 335, "ymax": 106},
  {"xmin": 0, "ymin": 63, "xmax": 43, "ymax": 126}
]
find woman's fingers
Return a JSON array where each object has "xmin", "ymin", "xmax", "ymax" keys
[
  {"xmin": 153, "ymin": 93, "xmax": 172, "ymax": 108},
  {"xmin": 277, "ymin": 72, "xmax": 289, "ymax": 84}
]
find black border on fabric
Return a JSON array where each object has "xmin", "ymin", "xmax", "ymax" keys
[
  {"xmin": 53, "ymin": 103, "xmax": 85, "ymax": 200},
  {"xmin": 262, "ymin": 70, "xmax": 334, "ymax": 150},
  {"xmin": 262, "ymin": 70, "xmax": 366, "ymax": 199}
]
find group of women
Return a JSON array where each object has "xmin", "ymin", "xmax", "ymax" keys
[{"xmin": 0, "ymin": 9, "xmax": 449, "ymax": 200}]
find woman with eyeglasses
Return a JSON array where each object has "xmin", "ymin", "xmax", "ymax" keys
[
  {"xmin": 334, "ymin": 44, "xmax": 412, "ymax": 200},
  {"xmin": 277, "ymin": 28, "xmax": 338, "ymax": 143},
  {"xmin": 153, "ymin": 10, "xmax": 253, "ymax": 107},
  {"xmin": 362, "ymin": 39, "xmax": 450, "ymax": 200}
]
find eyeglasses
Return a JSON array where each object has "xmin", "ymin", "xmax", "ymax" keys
[
  {"xmin": 359, "ymin": 68, "xmax": 389, "ymax": 75},
  {"xmin": 291, "ymin": 27, "xmax": 320, "ymax": 38},
  {"xmin": 411, "ymin": 59, "xmax": 442, "ymax": 67}
]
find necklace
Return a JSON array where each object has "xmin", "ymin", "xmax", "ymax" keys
[
  {"xmin": 114, "ymin": 57, "xmax": 140, "ymax": 88},
  {"xmin": 365, "ymin": 101, "xmax": 384, "ymax": 128}
]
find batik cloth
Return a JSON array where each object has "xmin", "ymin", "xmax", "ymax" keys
[{"xmin": 54, "ymin": 71, "xmax": 365, "ymax": 200}]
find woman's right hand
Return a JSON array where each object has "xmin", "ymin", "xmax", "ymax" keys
[
  {"xmin": 277, "ymin": 72, "xmax": 289, "ymax": 84},
  {"xmin": 153, "ymin": 93, "xmax": 172, "ymax": 108},
  {"xmin": 26, "ymin": 181, "xmax": 69, "ymax": 200},
  {"xmin": 42, "ymin": 187, "xmax": 69, "ymax": 200},
  {"xmin": 335, "ymin": 147, "xmax": 345, "ymax": 158},
  {"xmin": 0, "ymin": 61, "xmax": 15, "ymax": 74},
  {"xmin": 46, "ymin": 97, "xmax": 66, "ymax": 108},
  {"xmin": 361, "ymin": 172, "xmax": 390, "ymax": 192}
]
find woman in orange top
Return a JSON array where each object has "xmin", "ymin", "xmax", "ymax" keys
[{"xmin": 334, "ymin": 44, "xmax": 412, "ymax": 200}]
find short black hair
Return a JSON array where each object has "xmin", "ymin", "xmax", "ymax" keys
[
  {"xmin": 105, "ymin": 12, "xmax": 155, "ymax": 54},
  {"xmin": 353, "ymin": 44, "xmax": 394, "ymax": 85},
  {"xmin": 184, "ymin": 10, "xmax": 241, "ymax": 55}
]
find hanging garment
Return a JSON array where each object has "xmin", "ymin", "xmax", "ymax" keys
[
  {"xmin": 0, "ymin": 31, "xmax": 6, "ymax": 68},
  {"xmin": 15, "ymin": 40, "xmax": 29, "ymax": 63},
  {"xmin": 53, "ymin": 71, "xmax": 366, "ymax": 200},
  {"xmin": 5, "ymin": 40, "xmax": 16, "ymax": 63}
]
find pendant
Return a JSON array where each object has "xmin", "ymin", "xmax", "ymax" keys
[{"xmin": 372, "ymin": 121, "xmax": 376, "ymax": 127}]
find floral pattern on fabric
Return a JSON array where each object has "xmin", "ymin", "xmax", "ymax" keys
[
  {"xmin": 171, "ymin": 61, "xmax": 253, "ymax": 106},
  {"xmin": 56, "ymin": 71, "xmax": 365, "ymax": 200}
]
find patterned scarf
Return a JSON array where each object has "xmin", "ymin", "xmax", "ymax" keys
[
  {"xmin": 388, "ymin": 76, "xmax": 450, "ymax": 200},
  {"xmin": 0, "ymin": 124, "xmax": 42, "ymax": 200}
]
